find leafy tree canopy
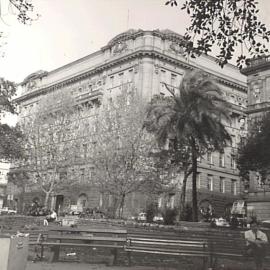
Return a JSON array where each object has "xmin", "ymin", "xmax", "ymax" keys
[
  {"xmin": 0, "ymin": 77, "xmax": 16, "ymax": 113},
  {"xmin": 0, "ymin": 77, "xmax": 24, "ymax": 160},
  {"xmin": 238, "ymin": 112, "xmax": 270, "ymax": 184},
  {"xmin": 165, "ymin": 0, "xmax": 270, "ymax": 68},
  {"xmin": 144, "ymin": 70, "xmax": 231, "ymax": 221},
  {"xmin": 0, "ymin": 123, "xmax": 23, "ymax": 160},
  {"xmin": 4, "ymin": 0, "xmax": 38, "ymax": 24}
]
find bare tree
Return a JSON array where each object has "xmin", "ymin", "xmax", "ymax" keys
[
  {"xmin": 87, "ymin": 89, "xmax": 159, "ymax": 218},
  {"xmin": 18, "ymin": 90, "xmax": 81, "ymax": 208}
]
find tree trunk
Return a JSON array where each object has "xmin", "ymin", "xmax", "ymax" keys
[
  {"xmin": 118, "ymin": 194, "xmax": 126, "ymax": 219},
  {"xmin": 179, "ymin": 175, "xmax": 188, "ymax": 220},
  {"xmin": 18, "ymin": 186, "xmax": 26, "ymax": 214},
  {"xmin": 191, "ymin": 144, "xmax": 198, "ymax": 222},
  {"xmin": 44, "ymin": 191, "xmax": 50, "ymax": 209}
]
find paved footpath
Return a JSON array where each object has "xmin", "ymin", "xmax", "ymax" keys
[{"xmin": 26, "ymin": 262, "xmax": 176, "ymax": 270}]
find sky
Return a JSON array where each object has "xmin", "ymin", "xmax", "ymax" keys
[
  {"xmin": 0, "ymin": 0, "xmax": 268, "ymax": 83},
  {"xmin": 0, "ymin": 0, "xmax": 270, "ymax": 125},
  {"xmin": 0, "ymin": 0, "xmax": 192, "ymax": 83}
]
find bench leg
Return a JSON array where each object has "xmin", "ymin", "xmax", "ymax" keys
[
  {"xmin": 202, "ymin": 257, "xmax": 208, "ymax": 270},
  {"xmin": 110, "ymin": 249, "xmax": 117, "ymax": 265},
  {"xmin": 40, "ymin": 244, "xmax": 44, "ymax": 261},
  {"xmin": 50, "ymin": 246, "xmax": 60, "ymax": 262},
  {"xmin": 127, "ymin": 251, "xmax": 131, "ymax": 266}
]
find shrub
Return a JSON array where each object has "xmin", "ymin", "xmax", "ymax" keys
[
  {"xmin": 163, "ymin": 208, "xmax": 177, "ymax": 225},
  {"xmin": 180, "ymin": 204, "xmax": 193, "ymax": 221}
]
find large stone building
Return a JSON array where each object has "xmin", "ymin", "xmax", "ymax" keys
[
  {"xmin": 12, "ymin": 29, "xmax": 248, "ymax": 218},
  {"xmin": 241, "ymin": 55, "xmax": 270, "ymax": 220}
]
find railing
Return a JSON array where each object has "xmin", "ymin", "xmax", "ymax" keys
[
  {"xmin": 107, "ymin": 82, "xmax": 133, "ymax": 93},
  {"xmin": 247, "ymin": 55, "xmax": 270, "ymax": 67}
]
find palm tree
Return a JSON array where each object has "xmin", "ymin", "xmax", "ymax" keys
[{"xmin": 144, "ymin": 70, "xmax": 231, "ymax": 221}]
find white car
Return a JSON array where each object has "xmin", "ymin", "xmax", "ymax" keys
[
  {"xmin": 153, "ymin": 214, "xmax": 164, "ymax": 223},
  {"xmin": 137, "ymin": 212, "xmax": 147, "ymax": 222},
  {"xmin": 0, "ymin": 207, "xmax": 17, "ymax": 215},
  {"xmin": 215, "ymin": 218, "xmax": 230, "ymax": 227},
  {"xmin": 261, "ymin": 220, "xmax": 270, "ymax": 228}
]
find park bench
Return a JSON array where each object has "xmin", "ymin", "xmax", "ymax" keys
[
  {"xmin": 0, "ymin": 228, "xmax": 46, "ymax": 245},
  {"xmin": 126, "ymin": 227, "xmax": 270, "ymax": 269},
  {"xmin": 36, "ymin": 227, "xmax": 127, "ymax": 264},
  {"xmin": 206, "ymin": 230, "xmax": 270, "ymax": 269},
  {"xmin": 126, "ymin": 230, "xmax": 209, "ymax": 269}
]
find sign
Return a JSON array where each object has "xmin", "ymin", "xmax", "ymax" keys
[{"xmin": 231, "ymin": 200, "xmax": 246, "ymax": 215}]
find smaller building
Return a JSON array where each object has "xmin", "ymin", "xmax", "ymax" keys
[
  {"xmin": 0, "ymin": 161, "xmax": 10, "ymax": 208},
  {"xmin": 241, "ymin": 55, "xmax": 270, "ymax": 220}
]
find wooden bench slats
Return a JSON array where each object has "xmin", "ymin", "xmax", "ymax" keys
[
  {"xmin": 128, "ymin": 237, "xmax": 205, "ymax": 244},
  {"xmin": 50, "ymin": 228, "xmax": 127, "ymax": 234},
  {"xmin": 125, "ymin": 246, "xmax": 209, "ymax": 257},
  {"xmin": 48, "ymin": 235, "xmax": 126, "ymax": 242},
  {"xmin": 129, "ymin": 240, "xmax": 206, "ymax": 248},
  {"xmin": 37, "ymin": 242, "xmax": 125, "ymax": 248}
]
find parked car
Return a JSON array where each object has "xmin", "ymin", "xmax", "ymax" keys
[
  {"xmin": 214, "ymin": 217, "xmax": 230, "ymax": 227},
  {"xmin": 137, "ymin": 212, "xmax": 147, "ymax": 222},
  {"xmin": 153, "ymin": 214, "xmax": 164, "ymax": 223},
  {"xmin": 261, "ymin": 220, "xmax": 270, "ymax": 228},
  {"xmin": 0, "ymin": 207, "xmax": 17, "ymax": 215}
]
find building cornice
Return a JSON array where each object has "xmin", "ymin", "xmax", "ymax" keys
[
  {"xmin": 241, "ymin": 55, "xmax": 270, "ymax": 76},
  {"xmin": 102, "ymin": 29, "xmax": 185, "ymax": 51},
  {"xmin": 246, "ymin": 102, "xmax": 270, "ymax": 114},
  {"xmin": 16, "ymin": 49, "xmax": 247, "ymax": 103}
]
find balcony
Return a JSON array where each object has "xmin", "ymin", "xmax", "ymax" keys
[
  {"xmin": 76, "ymin": 88, "xmax": 103, "ymax": 104},
  {"xmin": 241, "ymin": 55, "xmax": 270, "ymax": 75}
]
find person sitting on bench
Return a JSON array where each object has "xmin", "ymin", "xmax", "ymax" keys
[
  {"xmin": 44, "ymin": 210, "xmax": 57, "ymax": 226},
  {"xmin": 245, "ymin": 219, "xmax": 268, "ymax": 270}
]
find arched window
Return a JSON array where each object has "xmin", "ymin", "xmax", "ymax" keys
[{"xmin": 77, "ymin": 193, "xmax": 88, "ymax": 208}]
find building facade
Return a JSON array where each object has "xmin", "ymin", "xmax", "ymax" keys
[
  {"xmin": 13, "ymin": 29, "xmax": 248, "ymax": 218},
  {"xmin": 0, "ymin": 161, "xmax": 10, "ymax": 209},
  {"xmin": 241, "ymin": 55, "xmax": 270, "ymax": 220}
]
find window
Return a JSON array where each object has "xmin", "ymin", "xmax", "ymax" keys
[
  {"xmin": 231, "ymin": 180, "xmax": 237, "ymax": 195},
  {"xmin": 231, "ymin": 135, "xmax": 236, "ymax": 148},
  {"xmin": 220, "ymin": 177, "xmax": 225, "ymax": 193},
  {"xmin": 99, "ymin": 194, "xmax": 103, "ymax": 208},
  {"xmin": 167, "ymin": 194, "xmax": 175, "ymax": 208},
  {"xmin": 80, "ymin": 168, "xmax": 85, "ymax": 182},
  {"xmin": 171, "ymin": 73, "xmax": 177, "ymax": 86},
  {"xmin": 82, "ymin": 144, "xmax": 87, "ymax": 159},
  {"xmin": 110, "ymin": 76, "xmax": 114, "ymax": 88},
  {"xmin": 160, "ymin": 70, "xmax": 166, "ymax": 95},
  {"xmin": 207, "ymin": 152, "xmax": 213, "ymax": 164},
  {"xmin": 207, "ymin": 175, "xmax": 213, "ymax": 191},
  {"xmin": 158, "ymin": 197, "xmax": 163, "ymax": 208},
  {"xmin": 161, "ymin": 70, "xmax": 166, "ymax": 82},
  {"xmin": 219, "ymin": 152, "xmax": 225, "ymax": 167},
  {"xmin": 128, "ymin": 69, "xmax": 133, "ymax": 82},
  {"xmin": 118, "ymin": 72, "xmax": 124, "ymax": 85},
  {"xmin": 231, "ymin": 155, "xmax": 236, "ymax": 169}
]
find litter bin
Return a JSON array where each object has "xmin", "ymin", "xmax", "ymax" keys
[{"xmin": 0, "ymin": 233, "xmax": 29, "ymax": 270}]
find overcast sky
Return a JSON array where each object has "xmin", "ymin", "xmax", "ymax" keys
[
  {"xmin": 0, "ymin": 0, "xmax": 269, "ymax": 84},
  {"xmin": 0, "ymin": 0, "xmax": 190, "ymax": 83}
]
